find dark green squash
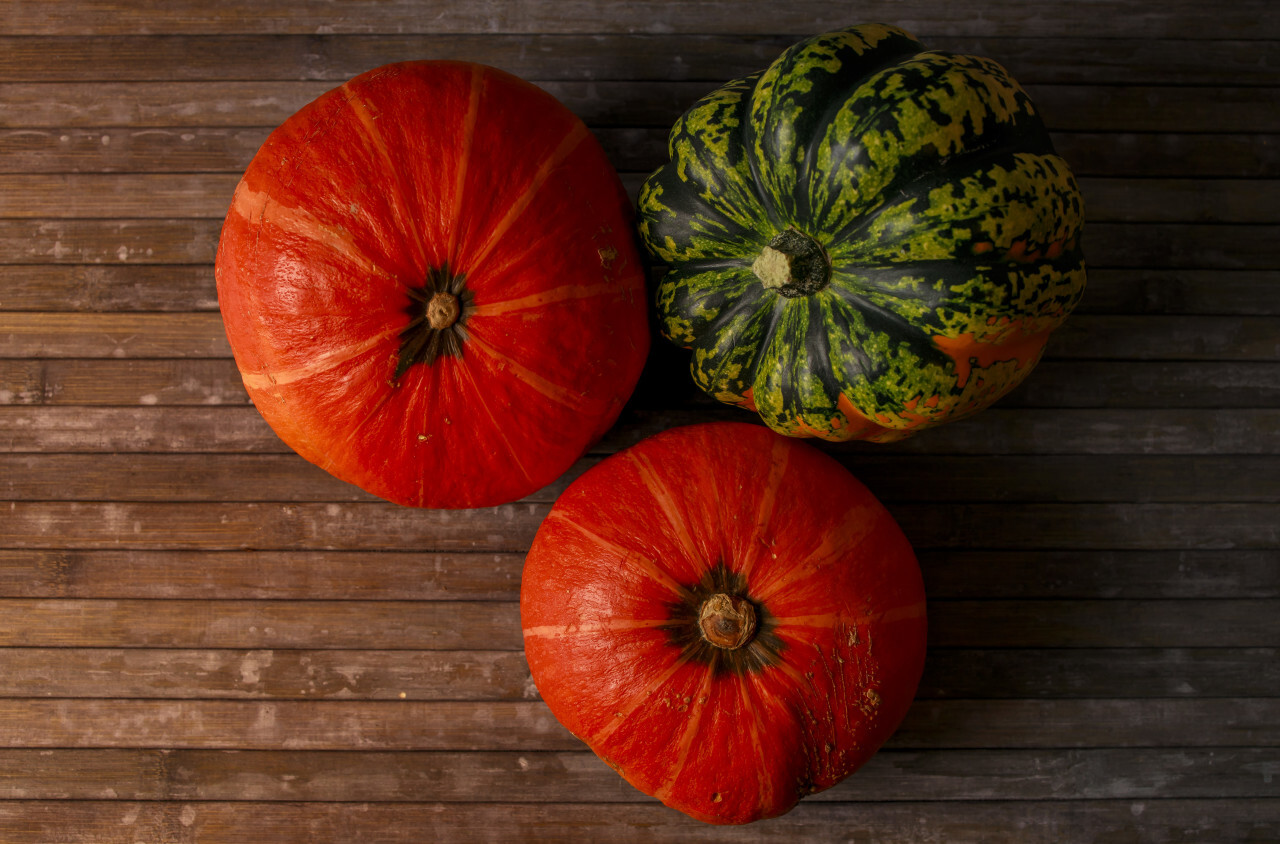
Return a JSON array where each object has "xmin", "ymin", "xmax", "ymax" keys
[{"xmin": 639, "ymin": 23, "xmax": 1086, "ymax": 441}]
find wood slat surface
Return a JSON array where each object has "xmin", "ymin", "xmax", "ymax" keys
[{"xmin": 2, "ymin": 1, "xmax": 1277, "ymax": 841}]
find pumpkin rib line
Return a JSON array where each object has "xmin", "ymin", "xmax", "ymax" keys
[
  {"xmin": 652, "ymin": 663, "xmax": 715, "ymax": 804},
  {"xmin": 446, "ymin": 63, "xmax": 485, "ymax": 269},
  {"xmin": 627, "ymin": 450, "xmax": 705, "ymax": 572},
  {"xmin": 339, "ymin": 76, "xmax": 429, "ymax": 275},
  {"xmin": 466, "ymin": 120, "xmax": 590, "ymax": 273},
  {"xmin": 545, "ymin": 512, "xmax": 693, "ymax": 603},
  {"xmin": 451, "ymin": 349, "xmax": 539, "ymax": 489}
]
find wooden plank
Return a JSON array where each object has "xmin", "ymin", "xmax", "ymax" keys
[
  {"xmin": 918, "ymin": 648, "xmax": 1280, "ymax": 700},
  {"xmin": 4, "ymin": 0, "xmax": 1275, "ymax": 38},
  {"xmin": 2, "ymin": 35, "xmax": 1274, "ymax": 86},
  {"xmin": 1046, "ymin": 316, "xmax": 1280, "ymax": 361},
  {"xmin": 0, "ymin": 501, "xmax": 550, "ymax": 551},
  {"xmin": 5, "ymin": 173, "xmax": 1276, "ymax": 224},
  {"xmin": 1077, "ymin": 270, "xmax": 1280, "ymax": 316},
  {"xmin": 0, "ymin": 646, "xmax": 1273, "ymax": 701},
  {"xmin": 0, "ymin": 648, "xmax": 537, "ymax": 701},
  {"xmin": 927, "ymin": 600, "xmax": 1280, "ymax": 647},
  {"xmin": 2, "ymin": 452, "xmax": 1276, "ymax": 504},
  {"xmin": 3, "ymin": 313, "xmax": 1275, "ymax": 362},
  {"xmin": 0, "ymin": 265, "xmax": 218, "ymax": 312},
  {"xmin": 0, "ymin": 600, "xmax": 527, "ymax": 649},
  {"xmin": 6, "ymin": 128, "xmax": 1275, "ymax": 180},
  {"xmin": 0, "ymin": 549, "xmax": 526, "ymax": 600},
  {"xmin": 4, "ymin": 220, "xmax": 1276, "ymax": 269},
  {"xmin": 2, "ymin": 548, "xmax": 1270, "ymax": 601},
  {"xmin": 0, "ymin": 313, "xmax": 230, "ymax": 358},
  {"xmin": 0, "ymin": 598, "xmax": 1272, "ymax": 649},
  {"xmin": 919, "ymin": 550, "xmax": 1280, "ymax": 599},
  {"xmin": 2, "ymin": 81, "xmax": 1274, "ymax": 132},
  {"xmin": 0, "ymin": 698, "xmax": 1272, "ymax": 750},
  {"xmin": 4, "ymin": 406, "xmax": 1276, "ymax": 455},
  {"xmin": 0, "ymin": 747, "xmax": 1274, "ymax": 802},
  {"xmin": 0, "ymin": 800, "xmax": 1273, "ymax": 844},
  {"xmin": 6, "ymin": 358, "xmax": 1278, "ymax": 409},
  {"xmin": 3, "ymin": 265, "xmax": 1276, "ymax": 317},
  {"xmin": 0, "ymin": 500, "xmax": 1275, "ymax": 551}
]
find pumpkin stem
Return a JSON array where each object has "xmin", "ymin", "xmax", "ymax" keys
[
  {"xmin": 751, "ymin": 228, "xmax": 830, "ymax": 297},
  {"xmin": 697, "ymin": 593, "xmax": 758, "ymax": 650},
  {"xmin": 426, "ymin": 292, "xmax": 460, "ymax": 330}
]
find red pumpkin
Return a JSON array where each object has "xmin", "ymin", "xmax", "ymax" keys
[
  {"xmin": 521, "ymin": 422, "xmax": 927, "ymax": 824},
  {"xmin": 215, "ymin": 62, "xmax": 649, "ymax": 508}
]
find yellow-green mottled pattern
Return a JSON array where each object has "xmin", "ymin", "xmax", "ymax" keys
[
  {"xmin": 638, "ymin": 23, "xmax": 1088, "ymax": 442},
  {"xmin": 637, "ymin": 75, "xmax": 774, "ymax": 265},
  {"xmin": 746, "ymin": 23, "xmax": 924, "ymax": 226}
]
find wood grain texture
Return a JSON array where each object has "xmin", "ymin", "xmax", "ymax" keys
[
  {"xmin": 1, "ymin": 1, "xmax": 1276, "ymax": 838},
  {"xmin": 0, "ymin": 800, "xmax": 1274, "ymax": 844}
]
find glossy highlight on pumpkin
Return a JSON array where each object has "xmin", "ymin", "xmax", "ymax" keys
[
  {"xmin": 521, "ymin": 422, "xmax": 928, "ymax": 824},
  {"xmin": 215, "ymin": 62, "xmax": 650, "ymax": 508},
  {"xmin": 638, "ymin": 23, "xmax": 1087, "ymax": 442}
]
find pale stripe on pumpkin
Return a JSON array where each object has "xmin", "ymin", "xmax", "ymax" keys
[
  {"xmin": 652, "ymin": 664, "xmax": 716, "ymax": 804},
  {"xmin": 471, "ymin": 281, "xmax": 628, "ymax": 318},
  {"xmin": 544, "ymin": 511, "xmax": 693, "ymax": 601},
  {"xmin": 238, "ymin": 325, "xmax": 399, "ymax": 391},
  {"xmin": 464, "ymin": 327, "xmax": 610, "ymax": 415},
  {"xmin": 230, "ymin": 184, "xmax": 394, "ymax": 282},
  {"xmin": 466, "ymin": 120, "xmax": 589, "ymax": 272}
]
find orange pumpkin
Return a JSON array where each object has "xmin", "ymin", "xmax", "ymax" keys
[
  {"xmin": 216, "ymin": 62, "xmax": 649, "ymax": 508},
  {"xmin": 521, "ymin": 422, "xmax": 927, "ymax": 823}
]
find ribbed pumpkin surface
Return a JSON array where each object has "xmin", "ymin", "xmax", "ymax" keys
[
  {"xmin": 521, "ymin": 422, "xmax": 927, "ymax": 824},
  {"xmin": 639, "ymin": 24, "xmax": 1086, "ymax": 441},
  {"xmin": 216, "ymin": 62, "xmax": 650, "ymax": 508}
]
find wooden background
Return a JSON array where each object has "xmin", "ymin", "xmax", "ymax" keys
[{"xmin": 1, "ymin": 1, "xmax": 1277, "ymax": 841}]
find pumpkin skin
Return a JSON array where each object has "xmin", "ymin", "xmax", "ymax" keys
[
  {"xmin": 521, "ymin": 422, "xmax": 927, "ymax": 824},
  {"xmin": 216, "ymin": 62, "xmax": 649, "ymax": 508},
  {"xmin": 638, "ymin": 23, "xmax": 1086, "ymax": 442}
]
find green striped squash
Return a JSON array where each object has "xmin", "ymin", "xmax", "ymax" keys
[{"xmin": 639, "ymin": 23, "xmax": 1086, "ymax": 442}]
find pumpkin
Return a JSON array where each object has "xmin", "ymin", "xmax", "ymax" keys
[
  {"xmin": 521, "ymin": 422, "xmax": 927, "ymax": 824},
  {"xmin": 638, "ymin": 23, "xmax": 1086, "ymax": 442},
  {"xmin": 216, "ymin": 62, "xmax": 649, "ymax": 508}
]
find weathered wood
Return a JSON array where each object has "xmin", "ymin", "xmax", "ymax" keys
[
  {"xmin": 3, "ymin": 265, "xmax": 1275, "ymax": 317},
  {"xmin": 0, "ymin": 600, "xmax": 526, "ymax": 650},
  {"xmin": 0, "ymin": 747, "xmax": 1275, "ymax": 802},
  {"xmin": 6, "ymin": 358, "xmax": 1278, "ymax": 409},
  {"xmin": 2, "ymin": 548, "xmax": 1270, "ymax": 601},
  {"xmin": 0, "ymin": 549, "xmax": 526, "ymax": 600},
  {"xmin": 927, "ymin": 600, "xmax": 1280, "ymax": 647},
  {"xmin": 1, "ymin": 452, "xmax": 1275, "ymax": 504},
  {"xmin": 4, "ymin": 0, "xmax": 1275, "ymax": 38},
  {"xmin": 0, "ymin": 598, "xmax": 1273, "ymax": 649},
  {"xmin": 0, "ymin": 698, "xmax": 1272, "ymax": 750},
  {"xmin": 0, "ymin": 501, "xmax": 550, "ymax": 551},
  {"xmin": 5, "ymin": 219, "xmax": 1276, "ymax": 269},
  {"xmin": 6, "ymin": 173, "xmax": 1275, "ymax": 224},
  {"xmin": 0, "ymin": 800, "xmax": 1273, "ymax": 844},
  {"xmin": 918, "ymin": 648, "xmax": 1280, "ymax": 699},
  {"xmin": 0, "ymin": 648, "xmax": 537, "ymax": 701},
  {"xmin": 1077, "ymin": 270, "xmax": 1280, "ymax": 315},
  {"xmin": 2, "ymin": 35, "xmax": 1274, "ymax": 86},
  {"xmin": 0, "ymin": 646, "xmax": 1273, "ymax": 702},
  {"xmin": 6, "ymin": 128, "xmax": 1275, "ymax": 179},
  {"xmin": 0, "ymin": 312, "xmax": 230, "ymax": 358},
  {"xmin": 3, "ymin": 312, "xmax": 1274, "ymax": 362},
  {"xmin": 0, "ymin": 265, "xmax": 218, "ymax": 312},
  {"xmin": 3, "ymin": 406, "xmax": 1276, "ymax": 455},
  {"xmin": 918, "ymin": 550, "xmax": 1280, "ymax": 599},
  {"xmin": 2, "ymin": 81, "xmax": 1273, "ymax": 132},
  {"xmin": 0, "ymin": 500, "xmax": 1275, "ymax": 550}
]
